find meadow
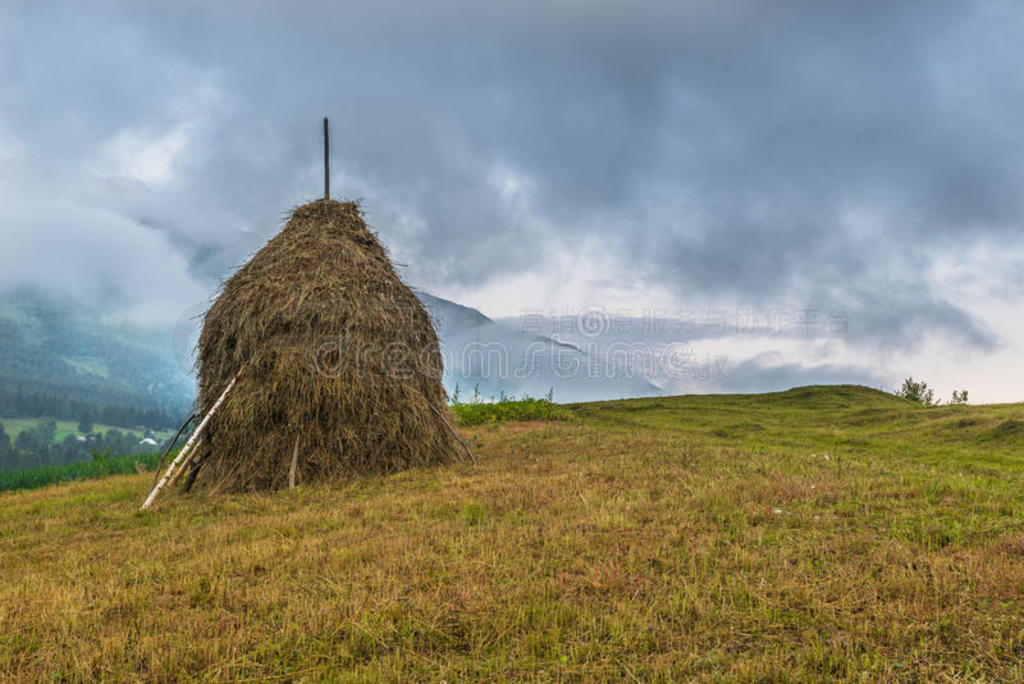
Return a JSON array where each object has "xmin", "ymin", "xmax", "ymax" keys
[
  {"xmin": 1, "ymin": 385, "xmax": 1023, "ymax": 680},
  {"xmin": 0, "ymin": 418, "xmax": 173, "ymax": 443}
]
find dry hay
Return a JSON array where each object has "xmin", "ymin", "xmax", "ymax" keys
[{"xmin": 189, "ymin": 199, "xmax": 461, "ymax": 492}]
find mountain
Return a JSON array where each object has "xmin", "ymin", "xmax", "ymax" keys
[
  {"xmin": 0, "ymin": 288, "xmax": 194, "ymax": 427},
  {"xmin": 416, "ymin": 291, "xmax": 661, "ymax": 403},
  {"xmin": 415, "ymin": 291, "xmax": 492, "ymax": 335}
]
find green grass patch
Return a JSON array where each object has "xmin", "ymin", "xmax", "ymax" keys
[
  {"xmin": 0, "ymin": 451, "xmax": 163, "ymax": 492},
  {"xmin": 452, "ymin": 397, "xmax": 574, "ymax": 425}
]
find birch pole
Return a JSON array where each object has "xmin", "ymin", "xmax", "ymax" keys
[
  {"xmin": 141, "ymin": 374, "xmax": 238, "ymax": 510},
  {"xmin": 167, "ymin": 438, "xmax": 202, "ymax": 488}
]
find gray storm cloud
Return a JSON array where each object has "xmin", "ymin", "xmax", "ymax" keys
[{"xmin": 1, "ymin": 0, "xmax": 1022, "ymax": 377}]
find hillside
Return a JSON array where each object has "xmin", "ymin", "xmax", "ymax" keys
[
  {"xmin": 2, "ymin": 386, "xmax": 1023, "ymax": 680},
  {"xmin": 0, "ymin": 288, "xmax": 194, "ymax": 428}
]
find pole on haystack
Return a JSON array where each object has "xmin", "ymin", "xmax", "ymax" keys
[
  {"xmin": 323, "ymin": 117, "xmax": 330, "ymax": 200},
  {"xmin": 141, "ymin": 374, "xmax": 238, "ymax": 510}
]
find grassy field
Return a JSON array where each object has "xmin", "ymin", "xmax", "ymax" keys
[
  {"xmin": 1, "ymin": 385, "xmax": 1023, "ymax": 680},
  {"xmin": 0, "ymin": 417, "xmax": 174, "ymax": 443}
]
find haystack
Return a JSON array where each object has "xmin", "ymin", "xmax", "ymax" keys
[{"xmin": 185, "ymin": 199, "xmax": 462, "ymax": 492}]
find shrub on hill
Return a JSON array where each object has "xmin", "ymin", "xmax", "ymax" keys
[
  {"xmin": 895, "ymin": 377, "xmax": 937, "ymax": 406},
  {"xmin": 895, "ymin": 378, "xmax": 971, "ymax": 407}
]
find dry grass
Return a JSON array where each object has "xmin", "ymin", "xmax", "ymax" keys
[{"xmin": 2, "ymin": 385, "xmax": 1023, "ymax": 681}]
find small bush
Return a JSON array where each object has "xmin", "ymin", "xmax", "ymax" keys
[
  {"xmin": 895, "ymin": 377, "xmax": 937, "ymax": 406},
  {"xmin": 451, "ymin": 395, "xmax": 573, "ymax": 426}
]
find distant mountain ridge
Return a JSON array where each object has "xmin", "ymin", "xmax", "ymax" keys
[
  {"xmin": 415, "ymin": 291, "xmax": 660, "ymax": 403},
  {"xmin": 414, "ymin": 290, "xmax": 493, "ymax": 335}
]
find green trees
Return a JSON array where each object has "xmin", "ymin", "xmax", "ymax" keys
[
  {"xmin": 0, "ymin": 420, "xmax": 153, "ymax": 472},
  {"xmin": 0, "ymin": 380, "xmax": 181, "ymax": 431},
  {"xmin": 77, "ymin": 410, "xmax": 94, "ymax": 434},
  {"xmin": 14, "ymin": 428, "xmax": 42, "ymax": 453},
  {"xmin": 896, "ymin": 377, "xmax": 936, "ymax": 406},
  {"xmin": 0, "ymin": 423, "xmax": 13, "ymax": 470},
  {"xmin": 36, "ymin": 417, "xmax": 57, "ymax": 442},
  {"xmin": 896, "ymin": 378, "xmax": 970, "ymax": 406}
]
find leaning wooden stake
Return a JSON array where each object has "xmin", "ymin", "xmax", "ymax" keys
[
  {"xmin": 181, "ymin": 455, "xmax": 206, "ymax": 494},
  {"xmin": 429, "ymin": 403, "xmax": 477, "ymax": 465},
  {"xmin": 141, "ymin": 374, "xmax": 238, "ymax": 510},
  {"xmin": 289, "ymin": 435, "xmax": 300, "ymax": 489},
  {"xmin": 151, "ymin": 412, "xmax": 197, "ymax": 489},
  {"xmin": 167, "ymin": 438, "xmax": 202, "ymax": 488}
]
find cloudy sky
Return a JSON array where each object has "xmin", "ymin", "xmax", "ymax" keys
[{"xmin": 2, "ymin": 1, "xmax": 1023, "ymax": 402}]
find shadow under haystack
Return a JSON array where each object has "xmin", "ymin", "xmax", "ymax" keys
[{"xmin": 186, "ymin": 199, "xmax": 462, "ymax": 492}]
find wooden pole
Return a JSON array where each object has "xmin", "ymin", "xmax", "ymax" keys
[
  {"xmin": 289, "ymin": 435, "xmax": 300, "ymax": 489},
  {"xmin": 323, "ymin": 117, "xmax": 330, "ymax": 200},
  {"xmin": 181, "ymin": 455, "xmax": 205, "ymax": 494},
  {"xmin": 167, "ymin": 438, "xmax": 201, "ymax": 488},
  {"xmin": 428, "ymin": 403, "xmax": 477, "ymax": 465},
  {"xmin": 151, "ymin": 412, "xmax": 197, "ymax": 489},
  {"xmin": 141, "ymin": 374, "xmax": 238, "ymax": 510}
]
